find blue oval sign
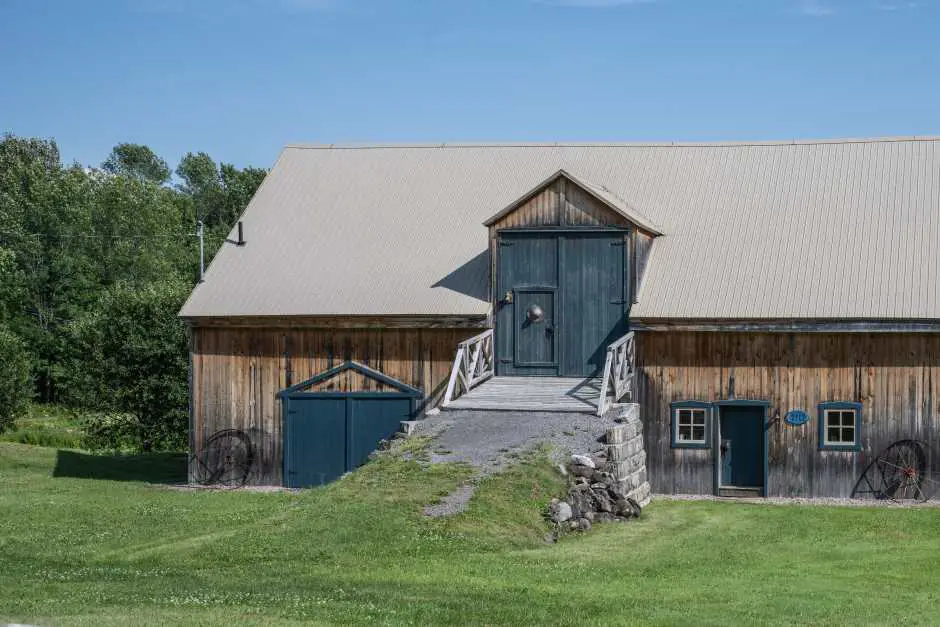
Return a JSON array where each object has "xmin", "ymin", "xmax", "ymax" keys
[{"xmin": 785, "ymin": 410, "xmax": 809, "ymax": 426}]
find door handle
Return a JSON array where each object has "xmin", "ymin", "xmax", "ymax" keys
[{"xmin": 545, "ymin": 323, "xmax": 554, "ymax": 334}]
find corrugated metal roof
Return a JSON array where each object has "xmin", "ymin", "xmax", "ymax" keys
[{"xmin": 180, "ymin": 138, "xmax": 940, "ymax": 320}]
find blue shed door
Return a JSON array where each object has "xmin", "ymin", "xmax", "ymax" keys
[
  {"xmin": 719, "ymin": 406, "xmax": 765, "ymax": 490},
  {"xmin": 284, "ymin": 395, "xmax": 411, "ymax": 488}
]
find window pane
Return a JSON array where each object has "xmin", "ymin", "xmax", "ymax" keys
[
  {"xmin": 841, "ymin": 411, "xmax": 855, "ymax": 427},
  {"xmin": 828, "ymin": 426, "xmax": 842, "ymax": 442},
  {"xmin": 841, "ymin": 426, "xmax": 855, "ymax": 443},
  {"xmin": 692, "ymin": 426, "xmax": 705, "ymax": 441},
  {"xmin": 678, "ymin": 424, "xmax": 690, "ymax": 440}
]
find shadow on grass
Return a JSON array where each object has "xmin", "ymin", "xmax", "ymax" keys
[{"xmin": 53, "ymin": 450, "xmax": 188, "ymax": 484}]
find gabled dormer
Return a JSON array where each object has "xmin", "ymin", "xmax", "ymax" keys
[
  {"xmin": 483, "ymin": 169, "xmax": 662, "ymax": 316},
  {"xmin": 482, "ymin": 170, "xmax": 663, "ymax": 378},
  {"xmin": 483, "ymin": 169, "xmax": 662, "ymax": 235}
]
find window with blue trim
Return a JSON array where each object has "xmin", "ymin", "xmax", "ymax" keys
[
  {"xmin": 671, "ymin": 402, "xmax": 712, "ymax": 449},
  {"xmin": 818, "ymin": 402, "xmax": 862, "ymax": 451}
]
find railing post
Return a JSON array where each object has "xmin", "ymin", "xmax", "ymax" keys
[
  {"xmin": 442, "ymin": 346, "xmax": 466, "ymax": 408},
  {"xmin": 441, "ymin": 329, "xmax": 495, "ymax": 409},
  {"xmin": 597, "ymin": 348, "xmax": 614, "ymax": 416}
]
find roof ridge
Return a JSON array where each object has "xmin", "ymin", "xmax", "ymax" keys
[{"xmin": 284, "ymin": 136, "xmax": 940, "ymax": 150}]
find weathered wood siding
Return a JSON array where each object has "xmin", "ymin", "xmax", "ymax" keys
[
  {"xmin": 491, "ymin": 180, "xmax": 563, "ymax": 228},
  {"xmin": 564, "ymin": 182, "xmax": 627, "ymax": 227},
  {"xmin": 190, "ymin": 325, "xmax": 480, "ymax": 485},
  {"xmin": 637, "ymin": 332, "xmax": 940, "ymax": 497}
]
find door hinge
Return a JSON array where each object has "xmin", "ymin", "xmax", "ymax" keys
[
  {"xmin": 499, "ymin": 358, "xmax": 513, "ymax": 363},
  {"xmin": 610, "ymin": 241, "xmax": 625, "ymax": 247},
  {"xmin": 499, "ymin": 241, "xmax": 514, "ymax": 247},
  {"xmin": 610, "ymin": 299, "xmax": 627, "ymax": 305}
]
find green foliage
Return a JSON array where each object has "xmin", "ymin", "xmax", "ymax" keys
[
  {"xmin": 0, "ymin": 132, "xmax": 267, "ymax": 448},
  {"xmin": 81, "ymin": 412, "xmax": 143, "ymax": 452},
  {"xmin": 62, "ymin": 279, "xmax": 191, "ymax": 450},
  {"xmin": 3, "ymin": 442, "xmax": 940, "ymax": 625},
  {"xmin": 177, "ymin": 151, "xmax": 267, "ymax": 229},
  {"xmin": 0, "ymin": 326, "xmax": 31, "ymax": 432},
  {"xmin": 101, "ymin": 143, "xmax": 171, "ymax": 184}
]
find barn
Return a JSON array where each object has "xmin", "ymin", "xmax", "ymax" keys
[{"xmin": 180, "ymin": 137, "xmax": 940, "ymax": 497}]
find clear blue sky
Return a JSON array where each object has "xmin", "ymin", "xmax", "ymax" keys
[{"xmin": 2, "ymin": 0, "xmax": 938, "ymax": 170}]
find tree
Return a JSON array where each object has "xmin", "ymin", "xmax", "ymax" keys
[
  {"xmin": 176, "ymin": 152, "xmax": 267, "ymax": 229},
  {"xmin": 102, "ymin": 143, "xmax": 171, "ymax": 185},
  {"xmin": 1, "ymin": 132, "xmax": 265, "ymax": 448},
  {"xmin": 0, "ymin": 325, "xmax": 31, "ymax": 432}
]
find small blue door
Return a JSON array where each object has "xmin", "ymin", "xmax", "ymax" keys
[
  {"xmin": 513, "ymin": 287, "xmax": 556, "ymax": 367},
  {"xmin": 719, "ymin": 405, "xmax": 765, "ymax": 490},
  {"xmin": 284, "ymin": 394, "xmax": 412, "ymax": 488}
]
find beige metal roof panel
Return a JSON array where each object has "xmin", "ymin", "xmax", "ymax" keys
[{"xmin": 180, "ymin": 138, "xmax": 940, "ymax": 320}]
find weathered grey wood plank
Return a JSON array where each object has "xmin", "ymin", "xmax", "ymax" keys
[{"xmin": 444, "ymin": 376, "xmax": 602, "ymax": 413}]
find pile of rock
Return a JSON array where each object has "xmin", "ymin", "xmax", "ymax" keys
[{"xmin": 548, "ymin": 453, "xmax": 642, "ymax": 532}]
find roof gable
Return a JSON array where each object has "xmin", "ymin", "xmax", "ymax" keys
[
  {"xmin": 276, "ymin": 361, "xmax": 423, "ymax": 397},
  {"xmin": 482, "ymin": 169, "xmax": 663, "ymax": 235}
]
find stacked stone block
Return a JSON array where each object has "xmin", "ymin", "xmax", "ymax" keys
[{"xmin": 605, "ymin": 403, "xmax": 651, "ymax": 507}]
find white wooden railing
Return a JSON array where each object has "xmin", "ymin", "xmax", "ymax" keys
[
  {"xmin": 596, "ymin": 331, "xmax": 636, "ymax": 416},
  {"xmin": 442, "ymin": 329, "xmax": 495, "ymax": 408}
]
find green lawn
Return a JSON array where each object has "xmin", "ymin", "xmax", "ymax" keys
[{"xmin": 2, "ymin": 441, "xmax": 940, "ymax": 626}]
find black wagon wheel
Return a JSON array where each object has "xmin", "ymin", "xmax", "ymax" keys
[
  {"xmin": 851, "ymin": 439, "xmax": 934, "ymax": 503},
  {"xmin": 191, "ymin": 429, "xmax": 255, "ymax": 488}
]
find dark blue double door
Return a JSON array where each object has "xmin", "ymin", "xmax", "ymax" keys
[
  {"xmin": 283, "ymin": 394, "xmax": 412, "ymax": 488},
  {"xmin": 495, "ymin": 231, "xmax": 628, "ymax": 377}
]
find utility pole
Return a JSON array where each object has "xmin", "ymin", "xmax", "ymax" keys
[{"xmin": 197, "ymin": 220, "xmax": 205, "ymax": 283}]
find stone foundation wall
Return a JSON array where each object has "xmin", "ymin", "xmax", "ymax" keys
[{"xmin": 605, "ymin": 404, "xmax": 651, "ymax": 507}]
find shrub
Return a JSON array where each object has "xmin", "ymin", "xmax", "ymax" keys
[
  {"xmin": 0, "ymin": 326, "xmax": 31, "ymax": 432},
  {"xmin": 60, "ymin": 279, "xmax": 190, "ymax": 450},
  {"xmin": 81, "ymin": 412, "xmax": 142, "ymax": 451}
]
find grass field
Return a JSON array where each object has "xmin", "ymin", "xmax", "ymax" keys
[
  {"xmin": 2, "ymin": 440, "xmax": 940, "ymax": 626},
  {"xmin": 0, "ymin": 405, "xmax": 87, "ymax": 449}
]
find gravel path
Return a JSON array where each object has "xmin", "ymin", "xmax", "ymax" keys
[
  {"xmin": 414, "ymin": 409, "xmax": 617, "ymax": 473},
  {"xmin": 414, "ymin": 411, "xmax": 613, "ymax": 517},
  {"xmin": 415, "ymin": 409, "xmax": 616, "ymax": 518},
  {"xmin": 423, "ymin": 483, "xmax": 478, "ymax": 517}
]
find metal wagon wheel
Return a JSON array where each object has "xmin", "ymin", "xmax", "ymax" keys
[
  {"xmin": 190, "ymin": 429, "xmax": 255, "ymax": 488},
  {"xmin": 851, "ymin": 439, "xmax": 936, "ymax": 502}
]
